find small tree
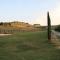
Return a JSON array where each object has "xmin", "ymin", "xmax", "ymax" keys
[{"xmin": 47, "ymin": 12, "xmax": 51, "ymax": 41}]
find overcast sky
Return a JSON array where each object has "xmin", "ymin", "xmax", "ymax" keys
[{"xmin": 0, "ymin": 0, "xmax": 60, "ymax": 26}]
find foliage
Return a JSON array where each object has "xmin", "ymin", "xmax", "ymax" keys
[
  {"xmin": 47, "ymin": 12, "xmax": 51, "ymax": 41},
  {"xmin": 55, "ymin": 25, "xmax": 60, "ymax": 32}
]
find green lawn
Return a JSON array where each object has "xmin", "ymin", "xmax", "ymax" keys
[{"xmin": 0, "ymin": 31, "xmax": 60, "ymax": 60}]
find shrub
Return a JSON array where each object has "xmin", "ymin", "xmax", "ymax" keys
[{"xmin": 55, "ymin": 25, "xmax": 60, "ymax": 32}]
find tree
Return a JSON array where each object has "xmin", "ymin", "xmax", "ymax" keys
[
  {"xmin": 0, "ymin": 22, "xmax": 3, "ymax": 25},
  {"xmin": 55, "ymin": 25, "xmax": 60, "ymax": 32},
  {"xmin": 47, "ymin": 12, "xmax": 51, "ymax": 41}
]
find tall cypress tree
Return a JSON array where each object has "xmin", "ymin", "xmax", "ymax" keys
[{"xmin": 47, "ymin": 12, "xmax": 51, "ymax": 41}]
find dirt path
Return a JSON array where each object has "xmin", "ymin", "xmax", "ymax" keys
[
  {"xmin": 0, "ymin": 34, "xmax": 12, "ymax": 36},
  {"xmin": 51, "ymin": 30, "xmax": 60, "ymax": 49}
]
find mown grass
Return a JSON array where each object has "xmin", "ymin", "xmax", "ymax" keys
[{"xmin": 0, "ymin": 31, "xmax": 60, "ymax": 60}]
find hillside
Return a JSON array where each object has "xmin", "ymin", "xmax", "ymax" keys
[{"xmin": 0, "ymin": 21, "xmax": 41, "ymax": 33}]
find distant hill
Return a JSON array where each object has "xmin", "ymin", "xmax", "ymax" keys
[
  {"xmin": 0, "ymin": 21, "xmax": 58, "ymax": 33},
  {"xmin": 0, "ymin": 21, "xmax": 41, "ymax": 33}
]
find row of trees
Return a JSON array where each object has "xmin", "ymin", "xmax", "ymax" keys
[{"xmin": 0, "ymin": 22, "xmax": 11, "ymax": 26}]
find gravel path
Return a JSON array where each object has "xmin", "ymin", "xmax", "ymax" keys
[
  {"xmin": 0, "ymin": 34, "xmax": 12, "ymax": 36},
  {"xmin": 51, "ymin": 30, "xmax": 60, "ymax": 49}
]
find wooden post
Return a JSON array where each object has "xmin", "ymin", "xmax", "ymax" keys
[{"xmin": 47, "ymin": 12, "xmax": 51, "ymax": 41}]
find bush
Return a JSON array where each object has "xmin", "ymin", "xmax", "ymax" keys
[{"xmin": 55, "ymin": 25, "xmax": 60, "ymax": 32}]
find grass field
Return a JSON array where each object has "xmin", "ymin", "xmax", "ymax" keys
[{"xmin": 0, "ymin": 31, "xmax": 60, "ymax": 60}]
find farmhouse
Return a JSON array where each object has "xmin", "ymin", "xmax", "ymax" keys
[{"xmin": 33, "ymin": 24, "xmax": 40, "ymax": 28}]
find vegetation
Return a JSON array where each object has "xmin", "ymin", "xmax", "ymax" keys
[
  {"xmin": 55, "ymin": 25, "xmax": 60, "ymax": 32},
  {"xmin": 47, "ymin": 12, "xmax": 51, "ymax": 41},
  {"xmin": 0, "ymin": 31, "xmax": 60, "ymax": 60}
]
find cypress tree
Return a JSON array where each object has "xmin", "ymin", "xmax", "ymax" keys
[{"xmin": 47, "ymin": 12, "xmax": 51, "ymax": 41}]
